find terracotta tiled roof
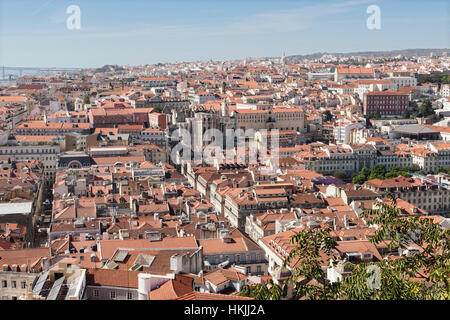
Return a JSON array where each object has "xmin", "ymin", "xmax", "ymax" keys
[
  {"xmin": 204, "ymin": 267, "xmax": 247, "ymax": 287},
  {"xmin": 85, "ymin": 268, "xmax": 140, "ymax": 288},
  {"xmin": 149, "ymin": 274, "xmax": 193, "ymax": 300}
]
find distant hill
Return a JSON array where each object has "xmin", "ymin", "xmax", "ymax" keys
[{"xmin": 285, "ymin": 48, "xmax": 449, "ymax": 64}]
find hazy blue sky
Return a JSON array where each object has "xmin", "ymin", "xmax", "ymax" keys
[{"xmin": 0, "ymin": 0, "xmax": 449, "ymax": 68}]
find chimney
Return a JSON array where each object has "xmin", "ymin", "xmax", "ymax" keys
[
  {"xmin": 218, "ymin": 229, "xmax": 230, "ymax": 239},
  {"xmin": 41, "ymin": 257, "xmax": 50, "ymax": 271},
  {"xmin": 344, "ymin": 215, "xmax": 349, "ymax": 228},
  {"xmin": 170, "ymin": 254, "xmax": 183, "ymax": 274}
]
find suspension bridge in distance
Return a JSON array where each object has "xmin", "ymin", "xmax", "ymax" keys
[{"xmin": 2, "ymin": 66, "xmax": 82, "ymax": 80}]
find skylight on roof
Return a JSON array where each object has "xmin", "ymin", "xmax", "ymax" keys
[{"xmin": 114, "ymin": 251, "xmax": 129, "ymax": 263}]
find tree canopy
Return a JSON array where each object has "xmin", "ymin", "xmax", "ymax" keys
[
  {"xmin": 417, "ymin": 73, "xmax": 450, "ymax": 86},
  {"xmin": 352, "ymin": 166, "xmax": 422, "ymax": 184},
  {"xmin": 240, "ymin": 196, "xmax": 449, "ymax": 300},
  {"xmin": 323, "ymin": 110, "xmax": 333, "ymax": 122},
  {"xmin": 368, "ymin": 108, "xmax": 382, "ymax": 120},
  {"xmin": 402, "ymin": 108, "xmax": 411, "ymax": 119},
  {"xmin": 82, "ymin": 94, "xmax": 90, "ymax": 106}
]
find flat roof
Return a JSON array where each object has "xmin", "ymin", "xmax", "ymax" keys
[
  {"xmin": 0, "ymin": 202, "xmax": 33, "ymax": 215},
  {"xmin": 394, "ymin": 124, "xmax": 439, "ymax": 135}
]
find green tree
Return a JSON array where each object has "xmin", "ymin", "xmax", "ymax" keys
[
  {"xmin": 402, "ymin": 108, "xmax": 411, "ymax": 119},
  {"xmin": 374, "ymin": 108, "xmax": 382, "ymax": 119},
  {"xmin": 436, "ymin": 166, "xmax": 449, "ymax": 175},
  {"xmin": 367, "ymin": 164, "xmax": 386, "ymax": 180},
  {"xmin": 239, "ymin": 228, "xmax": 341, "ymax": 300},
  {"xmin": 369, "ymin": 108, "xmax": 382, "ymax": 120},
  {"xmin": 240, "ymin": 196, "xmax": 449, "ymax": 300},
  {"xmin": 352, "ymin": 173, "xmax": 366, "ymax": 185},
  {"xmin": 333, "ymin": 171, "xmax": 347, "ymax": 181},
  {"xmin": 372, "ymin": 164, "xmax": 386, "ymax": 174},
  {"xmin": 418, "ymin": 73, "xmax": 450, "ymax": 86},
  {"xmin": 82, "ymin": 94, "xmax": 90, "ymax": 106},
  {"xmin": 239, "ymin": 279, "xmax": 283, "ymax": 300},
  {"xmin": 284, "ymin": 228, "xmax": 341, "ymax": 299},
  {"xmin": 323, "ymin": 110, "xmax": 333, "ymax": 122},
  {"xmin": 360, "ymin": 167, "xmax": 371, "ymax": 178},
  {"xmin": 385, "ymin": 170, "xmax": 411, "ymax": 179},
  {"xmin": 417, "ymin": 99, "xmax": 435, "ymax": 118},
  {"xmin": 349, "ymin": 197, "xmax": 450, "ymax": 300}
]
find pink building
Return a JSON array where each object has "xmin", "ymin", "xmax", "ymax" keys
[{"xmin": 88, "ymin": 108, "xmax": 154, "ymax": 127}]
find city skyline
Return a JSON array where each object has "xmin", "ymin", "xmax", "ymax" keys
[
  {"xmin": 1, "ymin": 0, "xmax": 449, "ymax": 68},
  {"xmin": 0, "ymin": 0, "xmax": 450, "ymax": 305}
]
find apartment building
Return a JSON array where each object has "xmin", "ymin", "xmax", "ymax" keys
[
  {"xmin": 137, "ymin": 77, "xmax": 177, "ymax": 88},
  {"xmin": 0, "ymin": 248, "xmax": 50, "ymax": 300},
  {"xmin": 333, "ymin": 119, "xmax": 365, "ymax": 145},
  {"xmin": 364, "ymin": 175, "xmax": 450, "ymax": 214},
  {"xmin": 88, "ymin": 108, "xmax": 154, "ymax": 128},
  {"xmin": 298, "ymin": 144, "xmax": 376, "ymax": 174},
  {"xmin": 140, "ymin": 128, "xmax": 167, "ymax": 149},
  {"xmin": 223, "ymin": 185, "xmax": 293, "ymax": 230},
  {"xmin": 335, "ymin": 67, "xmax": 375, "ymax": 81},
  {"xmin": 363, "ymin": 91, "xmax": 409, "ymax": 116},
  {"xmin": 199, "ymin": 232, "xmax": 267, "ymax": 275},
  {"xmin": 245, "ymin": 210, "xmax": 298, "ymax": 243},
  {"xmin": 0, "ymin": 137, "xmax": 60, "ymax": 182},
  {"xmin": 15, "ymin": 121, "xmax": 91, "ymax": 137},
  {"xmin": 386, "ymin": 76, "xmax": 418, "ymax": 90},
  {"xmin": 353, "ymin": 80, "xmax": 396, "ymax": 98},
  {"xmin": 234, "ymin": 107, "xmax": 305, "ymax": 133}
]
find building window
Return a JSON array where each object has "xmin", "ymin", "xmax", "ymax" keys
[
  {"xmin": 2, "ymin": 280, "xmax": 7, "ymax": 288},
  {"xmin": 110, "ymin": 291, "xmax": 116, "ymax": 299},
  {"xmin": 21, "ymin": 282, "xmax": 26, "ymax": 289},
  {"xmin": 127, "ymin": 292, "xmax": 133, "ymax": 300},
  {"xmin": 93, "ymin": 289, "xmax": 99, "ymax": 297},
  {"xmin": 12, "ymin": 281, "xmax": 16, "ymax": 288},
  {"xmin": 246, "ymin": 266, "xmax": 251, "ymax": 274}
]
